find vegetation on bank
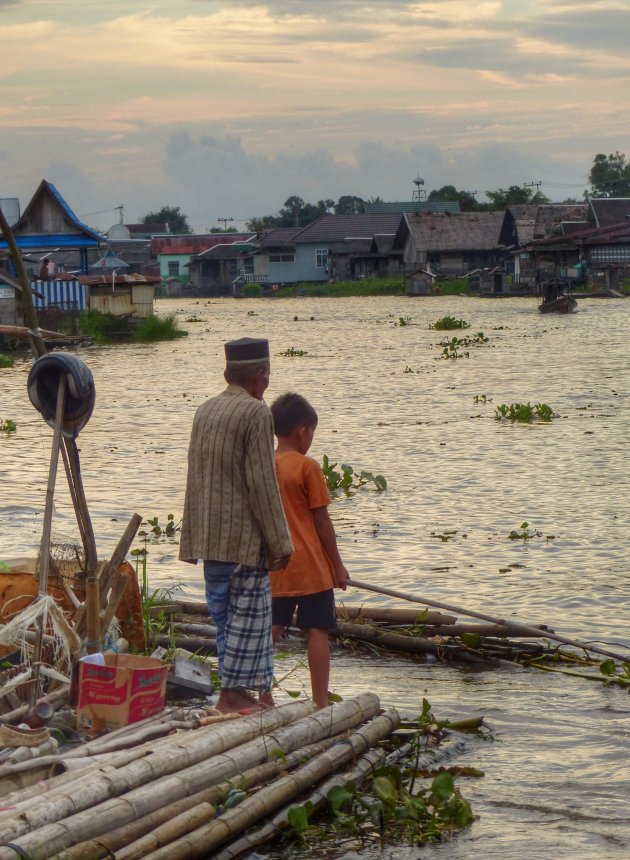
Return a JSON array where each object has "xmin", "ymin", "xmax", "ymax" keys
[
  {"xmin": 242, "ymin": 276, "xmax": 471, "ymax": 298},
  {"xmin": 79, "ymin": 309, "xmax": 187, "ymax": 343}
]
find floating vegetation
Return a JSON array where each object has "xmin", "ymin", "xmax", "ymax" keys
[
  {"xmin": 403, "ymin": 365, "xmax": 415, "ymax": 373},
  {"xmin": 438, "ymin": 332, "xmax": 488, "ymax": 359},
  {"xmin": 473, "ymin": 394, "xmax": 493, "ymax": 404},
  {"xmin": 322, "ymin": 454, "xmax": 387, "ymax": 494},
  {"xmin": 430, "ymin": 529, "xmax": 462, "ymax": 542},
  {"xmin": 279, "ymin": 346, "xmax": 308, "ymax": 357},
  {"xmin": 133, "ymin": 313, "xmax": 187, "ymax": 342},
  {"xmin": 396, "ymin": 315, "xmax": 413, "ymax": 326},
  {"xmin": 285, "ymin": 698, "xmax": 476, "ymax": 851},
  {"xmin": 494, "ymin": 402, "xmax": 555, "ymax": 423},
  {"xmin": 184, "ymin": 315, "xmax": 204, "ymax": 322},
  {"xmin": 0, "ymin": 353, "xmax": 15, "ymax": 368},
  {"xmin": 430, "ymin": 316, "xmax": 470, "ymax": 330},
  {"xmin": 0, "ymin": 419, "xmax": 16, "ymax": 434},
  {"xmin": 508, "ymin": 521, "xmax": 543, "ymax": 541}
]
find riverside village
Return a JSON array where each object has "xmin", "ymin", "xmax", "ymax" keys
[{"xmin": 0, "ymin": 174, "xmax": 628, "ymax": 859}]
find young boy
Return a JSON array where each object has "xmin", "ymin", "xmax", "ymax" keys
[{"xmin": 269, "ymin": 392, "xmax": 349, "ymax": 708}]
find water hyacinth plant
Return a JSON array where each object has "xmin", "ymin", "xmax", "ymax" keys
[
  {"xmin": 321, "ymin": 455, "xmax": 387, "ymax": 494},
  {"xmin": 0, "ymin": 353, "xmax": 15, "ymax": 368},
  {"xmin": 494, "ymin": 402, "xmax": 555, "ymax": 423},
  {"xmin": 430, "ymin": 316, "xmax": 470, "ymax": 330}
]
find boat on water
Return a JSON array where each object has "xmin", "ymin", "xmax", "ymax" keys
[{"xmin": 538, "ymin": 279, "xmax": 578, "ymax": 314}]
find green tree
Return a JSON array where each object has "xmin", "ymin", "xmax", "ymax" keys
[
  {"xmin": 588, "ymin": 152, "xmax": 630, "ymax": 197},
  {"xmin": 335, "ymin": 195, "xmax": 365, "ymax": 214},
  {"xmin": 428, "ymin": 185, "xmax": 478, "ymax": 211},
  {"xmin": 141, "ymin": 206, "xmax": 192, "ymax": 234},
  {"xmin": 484, "ymin": 185, "xmax": 550, "ymax": 209}
]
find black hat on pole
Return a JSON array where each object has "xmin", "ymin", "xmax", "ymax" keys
[{"xmin": 224, "ymin": 337, "xmax": 270, "ymax": 365}]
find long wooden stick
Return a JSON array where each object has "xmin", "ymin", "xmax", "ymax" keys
[
  {"xmin": 29, "ymin": 374, "xmax": 67, "ymax": 706},
  {"xmin": 347, "ymin": 578, "xmax": 629, "ymax": 663}
]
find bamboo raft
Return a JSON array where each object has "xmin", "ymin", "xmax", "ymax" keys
[
  {"xmin": 151, "ymin": 595, "xmax": 602, "ymax": 670},
  {"xmin": 0, "ymin": 693, "xmax": 401, "ymax": 859}
]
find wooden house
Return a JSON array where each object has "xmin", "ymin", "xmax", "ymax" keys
[
  {"xmin": 155, "ymin": 234, "xmax": 256, "ymax": 291},
  {"xmin": 79, "ymin": 274, "xmax": 160, "ymax": 318},
  {"xmin": 285, "ymin": 213, "xmax": 405, "ymax": 283},
  {"xmin": 399, "ymin": 211, "xmax": 504, "ymax": 276},
  {"xmin": 0, "ymin": 180, "xmax": 103, "ymax": 275}
]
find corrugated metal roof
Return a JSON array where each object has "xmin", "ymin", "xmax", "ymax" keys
[
  {"xmin": 364, "ymin": 201, "xmax": 460, "ymax": 214},
  {"xmin": 292, "ymin": 213, "xmax": 403, "ymax": 244},
  {"xmin": 588, "ymin": 198, "xmax": 630, "ymax": 228},
  {"xmin": 404, "ymin": 211, "xmax": 504, "ymax": 251},
  {"xmin": 0, "ymin": 234, "xmax": 102, "ymax": 250}
]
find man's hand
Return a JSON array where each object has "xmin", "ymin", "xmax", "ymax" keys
[{"xmin": 270, "ymin": 554, "xmax": 292, "ymax": 571}]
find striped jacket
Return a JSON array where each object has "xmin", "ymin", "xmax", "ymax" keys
[{"xmin": 179, "ymin": 384, "xmax": 293, "ymax": 567}]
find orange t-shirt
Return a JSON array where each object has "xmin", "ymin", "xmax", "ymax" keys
[{"xmin": 270, "ymin": 451, "xmax": 335, "ymax": 597}]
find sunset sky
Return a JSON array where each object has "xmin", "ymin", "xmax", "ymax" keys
[{"xmin": 2, "ymin": 0, "xmax": 629, "ymax": 232}]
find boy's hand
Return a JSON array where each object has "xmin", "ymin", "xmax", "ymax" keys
[
  {"xmin": 270, "ymin": 553, "xmax": 292, "ymax": 570},
  {"xmin": 335, "ymin": 565, "xmax": 349, "ymax": 590}
]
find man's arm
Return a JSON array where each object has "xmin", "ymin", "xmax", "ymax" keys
[
  {"xmin": 244, "ymin": 408, "xmax": 294, "ymax": 566},
  {"xmin": 312, "ymin": 506, "xmax": 348, "ymax": 590}
]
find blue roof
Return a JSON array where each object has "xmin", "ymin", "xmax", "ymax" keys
[
  {"xmin": 0, "ymin": 234, "xmax": 101, "ymax": 249},
  {"xmin": 46, "ymin": 181, "xmax": 104, "ymax": 242},
  {"xmin": 0, "ymin": 179, "xmax": 103, "ymax": 250}
]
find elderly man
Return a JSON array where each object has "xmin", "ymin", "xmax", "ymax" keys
[{"xmin": 180, "ymin": 337, "xmax": 293, "ymax": 713}]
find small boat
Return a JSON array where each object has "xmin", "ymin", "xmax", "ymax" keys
[{"xmin": 538, "ymin": 280, "xmax": 578, "ymax": 314}]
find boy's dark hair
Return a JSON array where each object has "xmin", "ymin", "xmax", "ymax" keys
[{"xmin": 271, "ymin": 392, "xmax": 318, "ymax": 436}]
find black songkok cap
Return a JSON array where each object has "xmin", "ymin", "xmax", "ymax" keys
[{"xmin": 224, "ymin": 337, "xmax": 270, "ymax": 365}]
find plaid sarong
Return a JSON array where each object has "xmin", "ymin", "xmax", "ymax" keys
[{"xmin": 203, "ymin": 560, "xmax": 273, "ymax": 693}]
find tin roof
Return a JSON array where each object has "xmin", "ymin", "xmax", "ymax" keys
[{"xmin": 404, "ymin": 211, "xmax": 504, "ymax": 251}]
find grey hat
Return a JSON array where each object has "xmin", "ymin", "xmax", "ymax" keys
[{"xmin": 224, "ymin": 337, "xmax": 270, "ymax": 365}]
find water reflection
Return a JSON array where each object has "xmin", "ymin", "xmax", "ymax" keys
[{"xmin": 1, "ymin": 296, "xmax": 629, "ymax": 859}]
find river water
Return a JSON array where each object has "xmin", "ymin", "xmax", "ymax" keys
[{"xmin": 1, "ymin": 295, "xmax": 629, "ymax": 858}]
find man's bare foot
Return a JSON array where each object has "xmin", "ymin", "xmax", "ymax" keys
[
  {"xmin": 216, "ymin": 687, "xmax": 266, "ymax": 714},
  {"xmin": 259, "ymin": 690, "xmax": 275, "ymax": 708}
]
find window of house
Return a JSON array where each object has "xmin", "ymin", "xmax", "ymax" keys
[
  {"xmin": 316, "ymin": 249, "xmax": 328, "ymax": 268},
  {"xmin": 269, "ymin": 254, "xmax": 295, "ymax": 263},
  {"xmin": 168, "ymin": 261, "xmax": 180, "ymax": 277}
]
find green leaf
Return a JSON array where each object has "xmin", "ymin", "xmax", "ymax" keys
[
  {"xmin": 372, "ymin": 775, "xmax": 398, "ymax": 805},
  {"xmin": 430, "ymin": 771, "xmax": 455, "ymax": 802},
  {"xmin": 288, "ymin": 804, "xmax": 311, "ymax": 833},
  {"xmin": 599, "ymin": 659, "xmax": 617, "ymax": 676},
  {"xmin": 327, "ymin": 785, "xmax": 353, "ymax": 814},
  {"xmin": 460, "ymin": 632, "xmax": 482, "ymax": 649}
]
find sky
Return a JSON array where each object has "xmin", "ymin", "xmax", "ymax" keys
[{"xmin": 1, "ymin": 0, "xmax": 630, "ymax": 233}]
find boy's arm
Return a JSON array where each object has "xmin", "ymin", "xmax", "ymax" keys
[{"xmin": 312, "ymin": 506, "xmax": 348, "ymax": 590}]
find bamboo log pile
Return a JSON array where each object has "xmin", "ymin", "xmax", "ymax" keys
[
  {"xmin": 0, "ymin": 692, "xmax": 398, "ymax": 860},
  {"xmin": 157, "ymin": 597, "xmax": 575, "ymax": 669}
]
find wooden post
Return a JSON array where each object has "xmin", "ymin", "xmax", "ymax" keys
[{"xmin": 29, "ymin": 375, "xmax": 67, "ymax": 706}]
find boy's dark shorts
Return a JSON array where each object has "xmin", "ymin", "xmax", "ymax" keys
[{"xmin": 272, "ymin": 589, "xmax": 336, "ymax": 631}]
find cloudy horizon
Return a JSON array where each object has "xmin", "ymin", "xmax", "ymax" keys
[{"xmin": 1, "ymin": 0, "xmax": 629, "ymax": 232}]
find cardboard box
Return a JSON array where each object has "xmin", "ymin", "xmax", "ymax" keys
[{"xmin": 77, "ymin": 653, "xmax": 168, "ymax": 731}]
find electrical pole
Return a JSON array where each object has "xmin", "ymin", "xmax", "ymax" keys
[{"xmin": 217, "ymin": 217, "xmax": 234, "ymax": 230}]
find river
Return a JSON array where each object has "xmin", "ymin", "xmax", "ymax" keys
[{"xmin": 1, "ymin": 295, "xmax": 629, "ymax": 858}]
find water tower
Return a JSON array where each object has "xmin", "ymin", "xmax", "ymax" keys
[{"xmin": 412, "ymin": 175, "xmax": 426, "ymax": 203}]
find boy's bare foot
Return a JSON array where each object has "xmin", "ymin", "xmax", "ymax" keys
[
  {"xmin": 259, "ymin": 690, "xmax": 275, "ymax": 707},
  {"xmin": 216, "ymin": 687, "xmax": 267, "ymax": 714}
]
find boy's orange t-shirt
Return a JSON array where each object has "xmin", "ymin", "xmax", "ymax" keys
[{"xmin": 270, "ymin": 451, "xmax": 336, "ymax": 597}]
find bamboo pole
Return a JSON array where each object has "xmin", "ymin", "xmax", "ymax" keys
[
  {"xmin": 0, "ymin": 696, "xmax": 380, "ymax": 858},
  {"xmin": 0, "ymin": 210, "xmax": 46, "ymax": 358},
  {"xmin": 347, "ymin": 578, "xmax": 630, "ymax": 662},
  {"xmin": 142, "ymin": 709, "xmax": 400, "ymax": 860},
  {"xmin": 59, "ymin": 740, "xmax": 336, "ymax": 860},
  {"xmin": 337, "ymin": 604, "xmax": 456, "ymax": 626},
  {"xmin": 335, "ymin": 620, "xmax": 491, "ymax": 665},
  {"xmin": 215, "ymin": 747, "xmax": 387, "ymax": 860},
  {"xmin": 28, "ymin": 374, "xmax": 67, "ymax": 707},
  {"xmin": 0, "ymin": 323, "xmax": 83, "ymax": 342},
  {"xmin": 0, "ymin": 699, "xmax": 319, "ymax": 846}
]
